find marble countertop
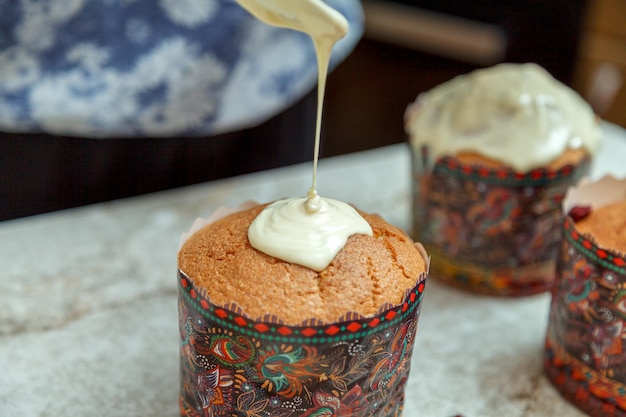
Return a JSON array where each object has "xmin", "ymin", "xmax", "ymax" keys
[{"xmin": 2, "ymin": 122, "xmax": 625, "ymax": 417}]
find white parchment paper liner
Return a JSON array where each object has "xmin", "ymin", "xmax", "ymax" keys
[
  {"xmin": 178, "ymin": 200, "xmax": 259, "ymax": 252},
  {"xmin": 563, "ymin": 175, "xmax": 626, "ymax": 213}
]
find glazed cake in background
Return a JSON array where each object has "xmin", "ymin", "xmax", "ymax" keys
[{"xmin": 405, "ymin": 62, "xmax": 601, "ymax": 296}]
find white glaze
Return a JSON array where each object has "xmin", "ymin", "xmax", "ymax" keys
[
  {"xmin": 235, "ymin": 0, "xmax": 348, "ymax": 44},
  {"xmin": 238, "ymin": 0, "xmax": 373, "ymax": 270},
  {"xmin": 405, "ymin": 63, "xmax": 601, "ymax": 172},
  {"xmin": 248, "ymin": 197, "xmax": 372, "ymax": 271}
]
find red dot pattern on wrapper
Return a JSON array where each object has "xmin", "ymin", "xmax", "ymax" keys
[
  {"xmin": 178, "ymin": 269, "xmax": 429, "ymax": 417},
  {"xmin": 436, "ymin": 156, "xmax": 587, "ymax": 186},
  {"xmin": 563, "ymin": 218, "xmax": 626, "ymax": 274},
  {"xmin": 178, "ymin": 269, "xmax": 427, "ymax": 343}
]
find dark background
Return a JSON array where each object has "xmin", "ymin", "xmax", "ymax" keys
[{"xmin": 1, "ymin": 0, "xmax": 589, "ymax": 221}]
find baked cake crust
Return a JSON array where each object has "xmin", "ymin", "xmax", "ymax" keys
[
  {"xmin": 178, "ymin": 203, "xmax": 427, "ymax": 325},
  {"xmin": 575, "ymin": 200, "xmax": 626, "ymax": 254}
]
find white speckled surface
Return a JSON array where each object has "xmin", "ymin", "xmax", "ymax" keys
[{"xmin": 2, "ymin": 122, "xmax": 625, "ymax": 417}]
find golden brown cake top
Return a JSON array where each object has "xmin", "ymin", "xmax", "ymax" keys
[
  {"xmin": 575, "ymin": 200, "xmax": 626, "ymax": 254},
  {"xmin": 178, "ymin": 204, "xmax": 427, "ymax": 325}
]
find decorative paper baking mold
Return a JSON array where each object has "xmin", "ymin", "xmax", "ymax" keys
[
  {"xmin": 178, "ymin": 203, "xmax": 429, "ymax": 417},
  {"xmin": 545, "ymin": 175, "xmax": 626, "ymax": 417},
  {"xmin": 411, "ymin": 147, "xmax": 591, "ymax": 296}
]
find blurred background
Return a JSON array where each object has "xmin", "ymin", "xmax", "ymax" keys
[
  {"xmin": 2, "ymin": 0, "xmax": 625, "ymax": 221},
  {"xmin": 323, "ymin": 0, "xmax": 624, "ymax": 156}
]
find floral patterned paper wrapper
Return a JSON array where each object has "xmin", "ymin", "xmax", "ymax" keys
[
  {"xmin": 410, "ymin": 146, "xmax": 591, "ymax": 296},
  {"xmin": 545, "ymin": 176, "xmax": 626, "ymax": 417},
  {"xmin": 178, "ymin": 204, "xmax": 429, "ymax": 417}
]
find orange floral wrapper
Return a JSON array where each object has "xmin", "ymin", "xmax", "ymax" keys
[
  {"xmin": 411, "ymin": 146, "xmax": 591, "ymax": 296},
  {"xmin": 545, "ymin": 176, "xmax": 626, "ymax": 417},
  {"xmin": 177, "ymin": 204, "xmax": 429, "ymax": 417}
]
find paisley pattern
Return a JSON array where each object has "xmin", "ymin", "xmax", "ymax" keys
[
  {"xmin": 178, "ymin": 269, "xmax": 427, "ymax": 417},
  {"xmin": 411, "ymin": 148, "xmax": 590, "ymax": 296},
  {"xmin": 0, "ymin": 0, "xmax": 363, "ymax": 137},
  {"xmin": 545, "ymin": 216, "xmax": 626, "ymax": 416}
]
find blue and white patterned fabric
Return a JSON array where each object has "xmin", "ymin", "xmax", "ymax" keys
[{"xmin": 0, "ymin": 0, "xmax": 363, "ymax": 138}]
